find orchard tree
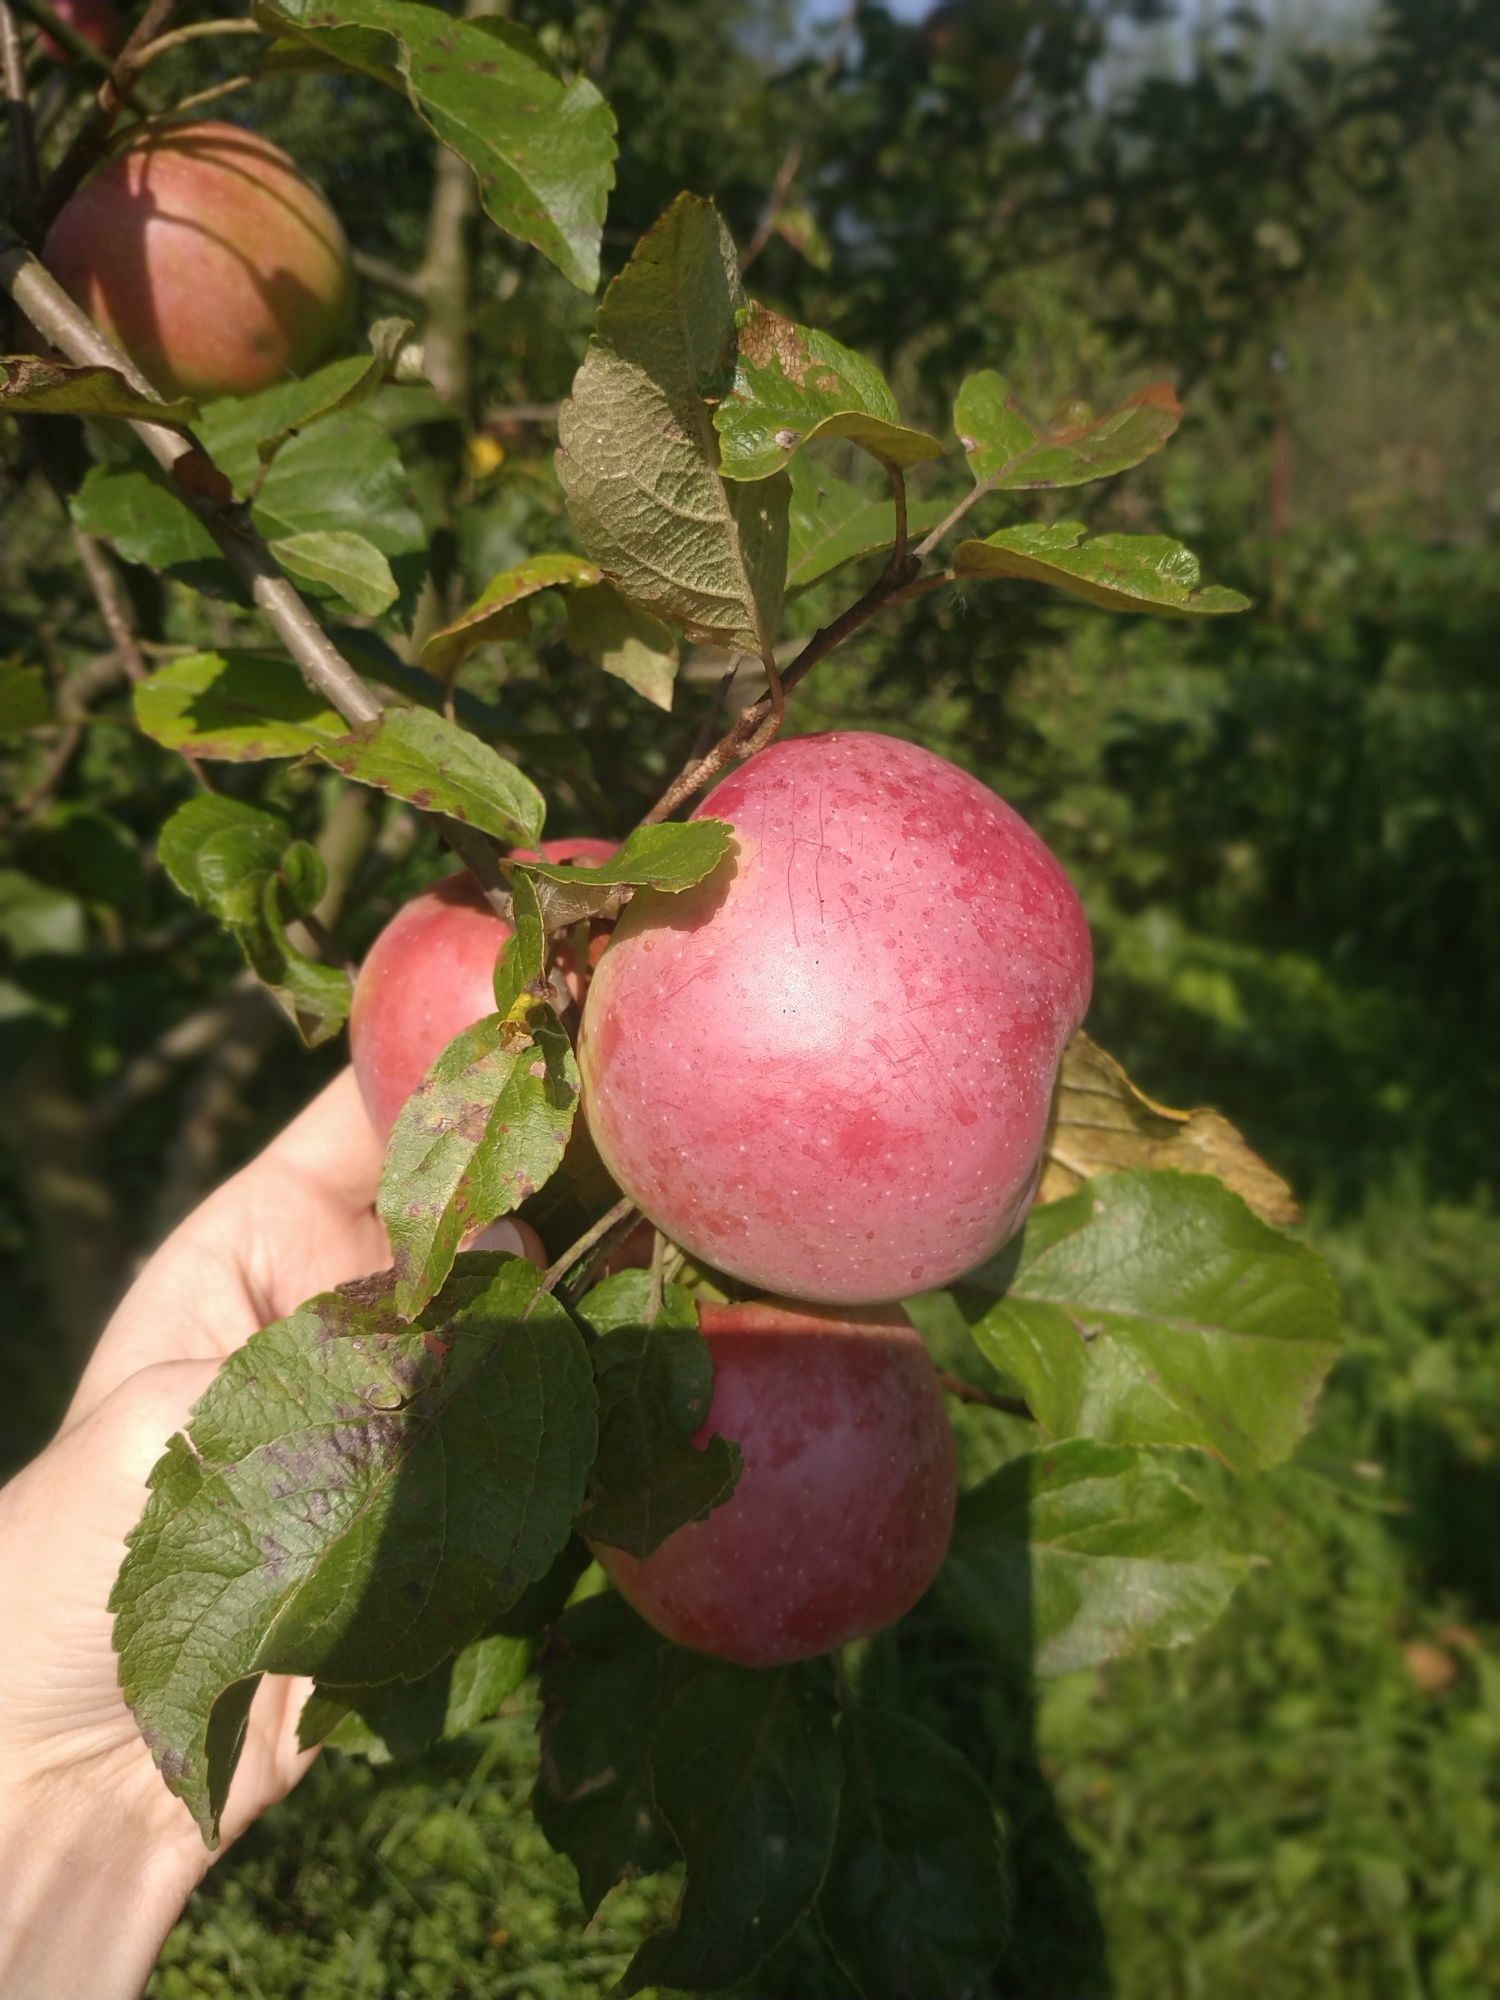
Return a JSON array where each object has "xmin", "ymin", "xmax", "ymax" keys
[{"xmin": 0, "ymin": 3, "xmax": 1342, "ymax": 1992}]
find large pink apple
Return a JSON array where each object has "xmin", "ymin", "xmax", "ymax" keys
[
  {"xmin": 349, "ymin": 838, "xmax": 618, "ymax": 1140},
  {"xmin": 43, "ymin": 121, "xmax": 356, "ymax": 401},
  {"xmin": 35, "ymin": 0, "xmax": 120, "ymax": 61},
  {"xmin": 591, "ymin": 1298, "xmax": 957, "ymax": 1666},
  {"xmin": 578, "ymin": 731, "xmax": 1091, "ymax": 1303}
]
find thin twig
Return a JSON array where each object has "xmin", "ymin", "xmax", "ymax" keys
[
  {"xmin": 37, "ymin": 0, "xmax": 182, "ymax": 229},
  {"xmin": 912, "ymin": 477, "xmax": 994, "ymax": 565},
  {"xmin": 884, "ymin": 462, "xmax": 908, "ymax": 575},
  {"xmin": 646, "ymin": 1227, "xmax": 666, "ymax": 1325},
  {"xmin": 352, "ymin": 248, "xmax": 429, "ymax": 303},
  {"xmin": 10, "ymin": 0, "xmax": 116, "ymax": 75},
  {"xmin": 67, "ymin": 524, "xmax": 146, "ymax": 680},
  {"xmin": 535, "ymin": 1194, "xmax": 638, "ymax": 1298},
  {"xmin": 738, "ymin": 0, "xmax": 857, "ymax": 277},
  {"xmin": 480, "ymin": 401, "xmax": 562, "ymax": 427},
  {"xmin": 935, "ymin": 1370, "xmax": 1032, "ymax": 1419},
  {"xmin": 131, "ymin": 17, "xmax": 262, "ymax": 67},
  {"xmin": 1, "ymin": 2, "xmax": 39, "ymax": 225},
  {"xmin": 148, "ymin": 72, "xmax": 253, "ymax": 121},
  {"xmin": 14, "ymin": 720, "xmax": 82, "ymax": 819}
]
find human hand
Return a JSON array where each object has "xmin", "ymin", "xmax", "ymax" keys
[{"xmin": 0, "ymin": 1070, "xmax": 388, "ymax": 2000}]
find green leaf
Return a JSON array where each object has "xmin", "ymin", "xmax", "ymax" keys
[
  {"xmin": 940, "ymin": 1440, "xmax": 1251, "ymax": 1676},
  {"xmin": 716, "ymin": 303, "xmax": 942, "ymax": 481},
  {"xmin": 267, "ymin": 531, "xmax": 399, "ymax": 617},
  {"xmin": 378, "ymin": 1003, "xmax": 579, "ymax": 1320},
  {"xmin": 419, "ymin": 553, "xmax": 602, "ymax": 683},
  {"xmin": 133, "ymin": 650, "xmax": 347, "ymax": 761},
  {"xmin": 533, "ymin": 1593, "xmax": 677, "ymax": 1917},
  {"xmin": 0, "ymin": 868, "xmax": 86, "ymax": 958},
  {"xmin": 20, "ymin": 804, "xmax": 141, "ymax": 912},
  {"xmin": 0, "ymin": 661, "xmax": 51, "ymax": 733},
  {"xmin": 575, "ymin": 1272, "xmax": 742, "ymax": 1558},
  {"xmin": 785, "ymin": 456, "xmax": 955, "ymax": 596},
  {"xmin": 557, "ymin": 194, "xmax": 789, "ymax": 656},
  {"xmin": 72, "ymin": 463, "xmax": 220, "ymax": 575},
  {"xmin": 240, "ymin": 321, "xmax": 417, "ymax": 469},
  {"xmin": 516, "ymin": 818, "xmax": 733, "ymax": 928},
  {"xmin": 298, "ymin": 1629, "xmax": 531, "ymax": 1763},
  {"xmin": 492, "ymin": 869, "xmax": 545, "ymax": 1014},
  {"xmin": 206, "ymin": 405, "xmax": 426, "ymax": 564},
  {"xmin": 316, "ymin": 706, "xmax": 545, "ymax": 846},
  {"xmin": 0, "ymin": 355, "xmax": 197, "ymax": 428},
  {"xmin": 111, "ymin": 1255, "xmax": 597, "ymax": 1842},
  {"xmin": 953, "ymin": 370, "xmax": 1183, "ymax": 489},
  {"xmin": 624, "ymin": 1659, "xmax": 841, "ymax": 1994},
  {"xmin": 566, "ymin": 581, "xmax": 680, "ymax": 711},
  {"xmin": 954, "ymin": 1172, "xmax": 1342, "ymax": 1473},
  {"xmin": 156, "ymin": 796, "xmax": 350, "ymax": 1044},
  {"xmin": 952, "ymin": 523, "xmax": 1251, "ymax": 616},
  {"xmin": 819, "ymin": 1710, "xmax": 1010, "ymax": 2000},
  {"xmin": 256, "ymin": 0, "xmax": 616, "ymax": 291}
]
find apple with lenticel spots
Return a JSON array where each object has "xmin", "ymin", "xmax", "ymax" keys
[{"xmin": 576, "ymin": 731, "xmax": 1091, "ymax": 1304}]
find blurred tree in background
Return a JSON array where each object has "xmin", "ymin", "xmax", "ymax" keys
[{"xmin": 3, "ymin": 2, "xmax": 1499, "ymax": 1993}]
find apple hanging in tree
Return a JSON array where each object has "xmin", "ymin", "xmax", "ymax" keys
[
  {"xmin": 34, "ymin": 0, "xmax": 120, "ymax": 62},
  {"xmin": 578, "ymin": 731, "xmax": 1092, "ymax": 1304}
]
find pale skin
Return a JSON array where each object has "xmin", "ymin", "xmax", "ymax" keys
[{"xmin": 0, "ymin": 1070, "xmax": 390, "ymax": 2000}]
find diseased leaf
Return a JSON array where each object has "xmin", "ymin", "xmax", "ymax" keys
[
  {"xmin": 0, "ymin": 355, "xmax": 197, "ymax": 428},
  {"xmin": 954, "ymin": 1171, "xmax": 1342, "ymax": 1472},
  {"xmin": 819, "ymin": 1710, "xmax": 1010, "ymax": 2000},
  {"xmin": 534, "ymin": 1593, "xmax": 677, "ymax": 1917},
  {"xmin": 379, "ymin": 1001, "xmax": 578, "ymax": 1320},
  {"xmin": 492, "ymin": 869, "xmax": 545, "ymax": 1014},
  {"xmin": 517, "ymin": 818, "xmax": 733, "ymax": 928},
  {"xmin": 0, "ymin": 661, "xmax": 51, "ymax": 734},
  {"xmin": 557, "ymin": 194, "xmax": 789, "ymax": 656},
  {"xmin": 1043, "ymin": 1031, "xmax": 1299, "ymax": 1227},
  {"xmin": 941, "ymin": 1440, "xmax": 1251, "ymax": 1676},
  {"xmin": 420, "ymin": 553, "xmax": 602, "ymax": 683},
  {"xmin": 954, "ymin": 370, "xmax": 1182, "ymax": 489},
  {"xmin": 715, "ymin": 303, "xmax": 942, "ymax": 481},
  {"xmin": 298, "ymin": 1629, "xmax": 530, "ymax": 1762},
  {"xmin": 624, "ymin": 1659, "xmax": 841, "ymax": 1994},
  {"xmin": 952, "ymin": 522, "xmax": 1251, "ymax": 616},
  {"xmin": 268, "ymin": 531, "xmax": 399, "ymax": 618},
  {"xmin": 316, "ymin": 706, "xmax": 544, "ymax": 846},
  {"xmin": 575, "ymin": 1272, "xmax": 741, "ymax": 1558},
  {"xmin": 785, "ymin": 456, "xmax": 954, "ymax": 596},
  {"xmin": 133, "ymin": 650, "xmax": 346, "ymax": 761},
  {"xmin": 567, "ymin": 582, "xmax": 679, "ymax": 711},
  {"xmin": 155, "ymin": 795, "xmax": 350, "ymax": 1044},
  {"xmin": 256, "ymin": 0, "xmax": 615, "ymax": 290},
  {"xmin": 111, "ymin": 1255, "xmax": 597, "ymax": 1841}
]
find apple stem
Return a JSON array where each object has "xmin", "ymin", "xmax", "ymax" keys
[{"xmin": 534, "ymin": 1195, "xmax": 639, "ymax": 1299}]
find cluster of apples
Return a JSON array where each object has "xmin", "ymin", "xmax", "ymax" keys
[
  {"xmin": 352, "ymin": 734, "xmax": 1093, "ymax": 1666},
  {"xmin": 31, "ymin": 107, "xmax": 1094, "ymax": 1666}
]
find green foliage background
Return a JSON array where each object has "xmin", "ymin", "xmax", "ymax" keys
[{"xmin": 3, "ymin": 1, "xmax": 1498, "ymax": 1993}]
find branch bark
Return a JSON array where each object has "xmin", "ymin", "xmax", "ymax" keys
[{"xmin": 1, "ymin": 1, "xmax": 40, "ymax": 226}]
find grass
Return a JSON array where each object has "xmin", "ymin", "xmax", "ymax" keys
[{"xmin": 146, "ymin": 1186, "xmax": 1500, "ymax": 2000}]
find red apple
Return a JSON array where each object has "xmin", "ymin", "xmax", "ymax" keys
[
  {"xmin": 590, "ymin": 1298, "xmax": 957, "ymax": 1666},
  {"xmin": 577, "ymin": 731, "xmax": 1092, "ymax": 1305},
  {"xmin": 35, "ymin": 0, "xmax": 120, "ymax": 61},
  {"xmin": 43, "ymin": 121, "xmax": 356, "ymax": 401},
  {"xmin": 350, "ymin": 838, "xmax": 618, "ymax": 1140}
]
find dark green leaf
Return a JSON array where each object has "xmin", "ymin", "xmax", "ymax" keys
[
  {"xmin": 238, "ymin": 322, "xmax": 417, "ymax": 470},
  {"xmin": 954, "ymin": 1172, "xmax": 1341, "ymax": 1472},
  {"xmin": 624, "ymin": 1659, "xmax": 841, "ymax": 1993},
  {"xmin": 566, "ymin": 581, "xmax": 679, "ymax": 711},
  {"xmin": 420, "ymin": 553, "xmax": 602, "ymax": 683},
  {"xmin": 268, "ymin": 531, "xmax": 398, "ymax": 617},
  {"xmin": 0, "ymin": 661, "xmax": 52, "ymax": 733},
  {"xmin": 952, "ymin": 523, "xmax": 1251, "ymax": 615},
  {"xmin": 20, "ymin": 804, "xmax": 141, "ymax": 912},
  {"xmin": 111, "ymin": 1255, "xmax": 597, "ymax": 1841},
  {"xmin": 133, "ymin": 650, "xmax": 347, "ymax": 762},
  {"xmin": 940, "ymin": 1440, "xmax": 1251, "ymax": 1676},
  {"xmin": 534, "ymin": 1593, "xmax": 676, "ymax": 1917},
  {"xmin": 517, "ymin": 818, "xmax": 733, "ymax": 927},
  {"xmin": 0, "ymin": 355, "xmax": 196, "ymax": 428},
  {"xmin": 575, "ymin": 1272, "xmax": 742, "ymax": 1558},
  {"xmin": 298, "ymin": 1629, "xmax": 530, "ymax": 1762},
  {"xmin": 557, "ymin": 194, "xmax": 789, "ymax": 655},
  {"xmin": 784, "ymin": 457, "xmax": 954, "ymax": 596},
  {"xmin": 378, "ymin": 1003, "xmax": 579, "ymax": 1320},
  {"xmin": 316, "ymin": 706, "xmax": 545, "ymax": 846},
  {"xmin": 953, "ymin": 370, "xmax": 1183, "ymax": 489},
  {"xmin": 72, "ymin": 463, "xmax": 220, "ymax": 574},
  {"xmin": 492, "ymin": 869, "xmax": 545, "ymax": 1013},
  {"xmin": 716, "ymin": 303, "xmax": 942, "ymax": 480},
  {"xmin": 156, "ymin": 796, "xmax": 350, "ymax": 1045},
  {"xmin": 820, "ymin": 1709, "xmax": 1010, "ymax": 2000},
  {"xmin": 256, "ymin": 0, "xmax": 616, "ymax": 291}
]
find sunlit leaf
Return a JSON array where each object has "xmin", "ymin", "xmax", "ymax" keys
[
  {"xmin": 316, "ymin": 706, "xmax": 545, "ymax": 846},
  {"xmin": 133, "ymin": 650, "xmax": 346, "ymax": 762},
  {"xmin": 953, "ymin": 370, "xmax": 1182, "ymax": 489},
  {"xmin": 420, "ymin": 553, "xmax": 602, "ymax": 683},
  {"xmin": 953, "ymin": 522, "xmax": 1251, "ymax": 615},
  {"xmin": 566, "ymin": 581, "xmax": 679, "ymax": 710},
  {"xmin": 0, "ymin": 355, "xmax": 196, "ymax": 428}
]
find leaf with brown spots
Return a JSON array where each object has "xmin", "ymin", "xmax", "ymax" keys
[
  {"xmin": 111, "ymin": 1255, "xmax": 596, "ymax": 1842},
  {"xmin": 315, "ymin": 706, "xmax": 544, "ymax": 846},
  {"xmin": 953, "ymin": 370, "xmax": 1183, "ymax": 490},
  {"xmin": 953, "ymin": 522, "xmax": 1250, "ymax": 616},
  {"xmin": 0, "ymin": 355, "xmax": 198, "ymax": 428},
  {"xmin": 1043, "ymin": 1031, "xmax": 1298, "ymax": 1226},
  {"xmin": 379, "ymin": 1001, "xmax": 580, "ymax": 1319},
  {"xmin": 421, "ymin": 553, "xmax": 603, "ymax": 685}
]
